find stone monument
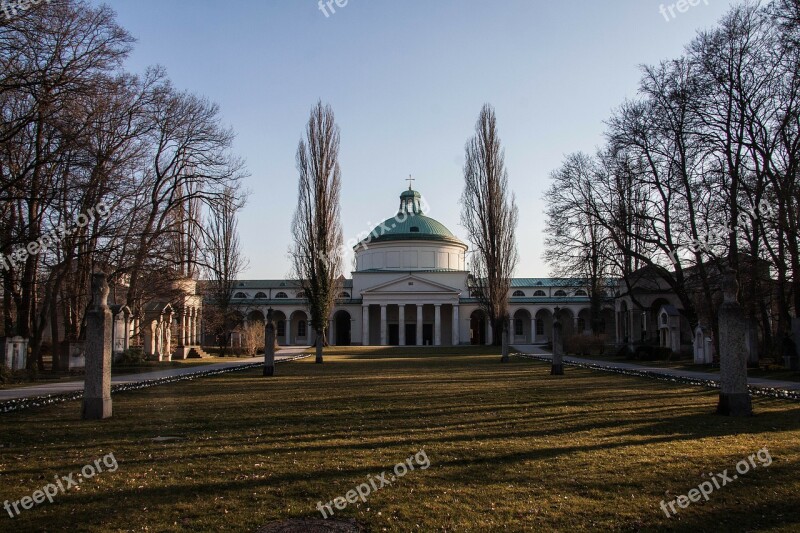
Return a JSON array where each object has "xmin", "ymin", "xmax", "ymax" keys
[
  {"xmin": 82, "ymin": 273, "xmax": 113, "ymax": 420},
  {"xmin": 264, "ymin": 308, "xmax": 276, "ymax": 377},
  {"xmin": 716, "ymin": 273, "xmax": 752, "ymax": 416},
  {"xmin": 551, "ymin": 308, "xmax": 564, "ymax": 375}
]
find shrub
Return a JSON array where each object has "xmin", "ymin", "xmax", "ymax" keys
[
  {"xmin": 113, "ymin": 347, "xmax": 146, "ymax": 367},
  {"xmin": 0, "ymin": 364, "xmax": 11, "ymax": 384},
  {"xmin": 635, "ymin": 346, "xmax": 673, "ymax": 361},
  {"xmin": 565, "ymin": 334, "xmax": 607, "ymax": 356},
  {"xmin": 617, "ymin": 344, "xmax": 634, "ymax": 359}
]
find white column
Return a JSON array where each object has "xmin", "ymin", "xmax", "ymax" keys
[
  {"xmin": 125, "ymin": 315, "xmax": 132, "ymax": 350},
  {"xmin": 181, "ymin": 312, "xmax": 187, "ymax": 346},
  {"xmin": 434, "ymin": 304, "xmax": 442, "ymax": 346},
  {"xmin": 416, "ymin": 305, "xmax": 423, "ymax": 346},
  {"xmin": 287, "ymin": 315, "xmax": 293, "ymax": 346},
  {"xmin": 531, "ymin": 317, "xmax": 537, "ymax": 343},
  {"xmin": 399, "ymin": 305, "xmax": 406, "ymax": 346},
  {"xmin": 328, "ymin": 319, "xmax": 335, "ymax": 345},
  {"xmin": 362, "ymin": 305, "xmax": 370, "ymax": 346},
  {"xmin": 192, "ymin": 309, "xmax": 198, "ymax": 345},
  {"xmin": 452, "ymin": 305, "xmax": 460, "ymax": 346},
  {"xmin": 486, "ymin": 318, "xmax": 493, "ymax": 346},
  {"xmin": 380, "ymin": 305, "xmax": 388, "ymax": 346}
]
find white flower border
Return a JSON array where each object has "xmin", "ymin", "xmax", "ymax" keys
[{"xmin": 513, "ymin": 352, "xmax": 800, "ymax": 402}]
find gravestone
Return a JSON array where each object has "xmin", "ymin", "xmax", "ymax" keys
[
  {"xmin": 717, "ymin": 273, "xmax": 752, "ymax": 416},
  {"xmin": 551, "ymin": 312, "xmax": 564, "ymax": 375},
  {"xmin": 82, "ymin": 273, "xmax": 113, "ymax": 420},
  {"xmin": 3, "ymin": 337, "xmax": 28, "ymax": 371},
  {"xmin": 57, "ymin": 341, "xmax": 85, "ymax": 371},
  {"xmin": 264, "ymin": 308, "xmax": 276, "ymax": 377}
]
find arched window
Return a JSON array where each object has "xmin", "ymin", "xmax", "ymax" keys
[
  {"xmin": 275, "ymin": 292, "xmax": 288, "ymax": 299},
  {"xmin": 514, "ymin": 319, "xmax": 524, "ymax": 336},
  {"xmin": 298, "ymin": 320, "xmax": 307, "ymax": 337},
  {"xmin": 533, "ymin": 290, "xmax": 546, "ymax": 297},
  {"xmin": 575, "ymin": 290, "xmax": 588, "ymax": 296},
  {"xmin": 512, "ymin": 290, "xmax": 525, "ymax": 297},
  {"xmin": 277, "ymin": 321, "xmax": 286, "ymax": 337},
  {"xmin": 339, "ymin": 291, "xmax": 351, "ymax": 298},
  {"xmin": 554, "ymin": 290, "xmax": 567, "ymax": 297},
  {"xmin": 233, "ymin": 292, "xmax": 247, "ymax": 299},
  {"xmin": 255, "ymin": 292, "xmax": 267, "ymax": 299},
  {"xmin": 296, "ymin": 291, "xmax": 306, "ymax": 299},
  {"xmin": 536, "ymin": 319, "xmax": 545, "ymax": 335}
]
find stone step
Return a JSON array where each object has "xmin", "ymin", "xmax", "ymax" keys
[{"xmin": 187, "ymin": 347, "xmax": 212, "ymax": 359}]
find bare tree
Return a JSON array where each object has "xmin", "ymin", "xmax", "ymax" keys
[
  {"xmin": 201, "ymin": 186, "xmax": 247, "ymax": 356},
  {"xmin": 461, "ymin": 104, "xmax": 519, "ymax": 361},
  {"xmin": 290, "ymin": 101, "xmax": 344, "ymax": 364},
  {"xmin": 544, "ymin": 152, "xmax": 614, "ymax": 335}
]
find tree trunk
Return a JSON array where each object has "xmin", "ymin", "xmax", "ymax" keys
[
  {"xmin": 263, "ymin": 318, "xmax": 276, "ymax": 377},
  {"xmin": 551, "ymin": 319, "xmax": 564, "ymax": 376},
  {"xmin": 500, "ymin": 319, "xmax": 510, "ymax": 363},
  {"xmin": 315, "ymin": 330, "xmax": 324, "ymax": 364}
]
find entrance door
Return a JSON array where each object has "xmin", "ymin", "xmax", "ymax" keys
[
  {"xmin": 388, "ymin": 324, "xmax": 399, "ymax": 346},
  {"xmin": 335, "ymin": 313, "xmax": 351, "ymax": 346},
  {"xmin": 405, "ymin": 324, "xmax": 417, "ymax": 346},
  {"xmin": 422, "ymin": 324, "xmax": 434, "ymax": 346}
]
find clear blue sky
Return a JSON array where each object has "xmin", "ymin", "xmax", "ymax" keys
[{"xmin": 95, "ymin": 0, "xmax": 738, "ymax": 279}]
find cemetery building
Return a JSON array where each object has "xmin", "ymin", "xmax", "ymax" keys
[{"xmin": 227, "ymin": 187, "xmax": 620, "ymax": 348}]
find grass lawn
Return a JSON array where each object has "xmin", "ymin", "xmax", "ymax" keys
[{"xmin": 1, "ymin": 348, "xmax": 799, "ymax": 532}]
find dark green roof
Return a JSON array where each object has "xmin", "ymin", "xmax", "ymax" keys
[{"xmin": 356, "ymin": 188, "xmax": 465, "ymax": 248}]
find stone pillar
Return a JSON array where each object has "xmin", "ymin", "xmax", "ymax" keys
[
  {"xmin": 717, "ymin": 273, "xmax": 753, "ymax": 416},
  {"xmin": 328, "ymin": 319, "xmax": 335, "ymax": 346},
  {"xmin": 287, "ymin": 315, "xmax": 293, "ymax": 346},
  {"xmin": 399, "ymin": 305, "xmax": 406, "ymax": 346},
  {"xmin": 434, "ymin": 305, "xmax": 442, "ymax": 346},
  {"xmin": 551, "ymin": 313, "xmax": 564, "ymax": 375},
  {"xmin": 452, "ymin": 305, "xmax": 460, "ymax": 346},
  {"xmin": 486, "ymin": 319, "xmax": 493, "ymax": 346},
  {"xmin": 531, "ymin": 318, "xmax": 537, "ymax": 344},
  {"xmin": 198, "ymin": 309, "xmax": 203, "ymax": 345},
  {"xmin": 83, "ymin": 273, "xmax": 113, "ymax": 420},
  {"xmin": 362, "ymin": 305, "xmax": 369, "ymax": 346},
  {"xmin": 181, "ymin": 311, "xmax": 188, "ymax": 346},
  {"xmin": 186, "ymin": 309, "xmax": 193, "ymax": 345},
  {"xmin": 380, "ymin": 305, "xmax": 388, "ymax": 346},
  {"xmin": 122, "ymin": 313, "xmax": 130, "ymax": 352},
  {"xmin": 192, "ymin": 308, "xmax": 199, "ymax": 345},
  {"xmin": 146, "ymin": 320, "xmax": 157, "ymax": 358},
  {"xmin": 416, "ymin": 305, "xmax": 423, "ymax": 346},
  {"xmin": 264, "ymin": 309, "xmax": 276, "ymax": 377}
]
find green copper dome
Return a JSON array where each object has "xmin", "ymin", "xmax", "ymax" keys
[{"xmin": 355, "ymin": 188, "xmax": 466, "ymax": 248}]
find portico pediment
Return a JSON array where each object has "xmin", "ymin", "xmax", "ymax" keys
[{"xmin": 361, "ymin": 275, "xmax": 461, "ymax": 297}]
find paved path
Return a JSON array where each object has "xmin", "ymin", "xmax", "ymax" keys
[
  {"xmin": 512, "ymin": 344, "xmax": 800, "ymax": 392},
  {"xmin": 0, "ymin": 347, "xmax": 312, "ymax": 401}
]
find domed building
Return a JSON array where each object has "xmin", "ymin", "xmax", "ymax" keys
[{"xmin": 227, "ymin": 186, "xmax": 614, "ymax": 348}]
